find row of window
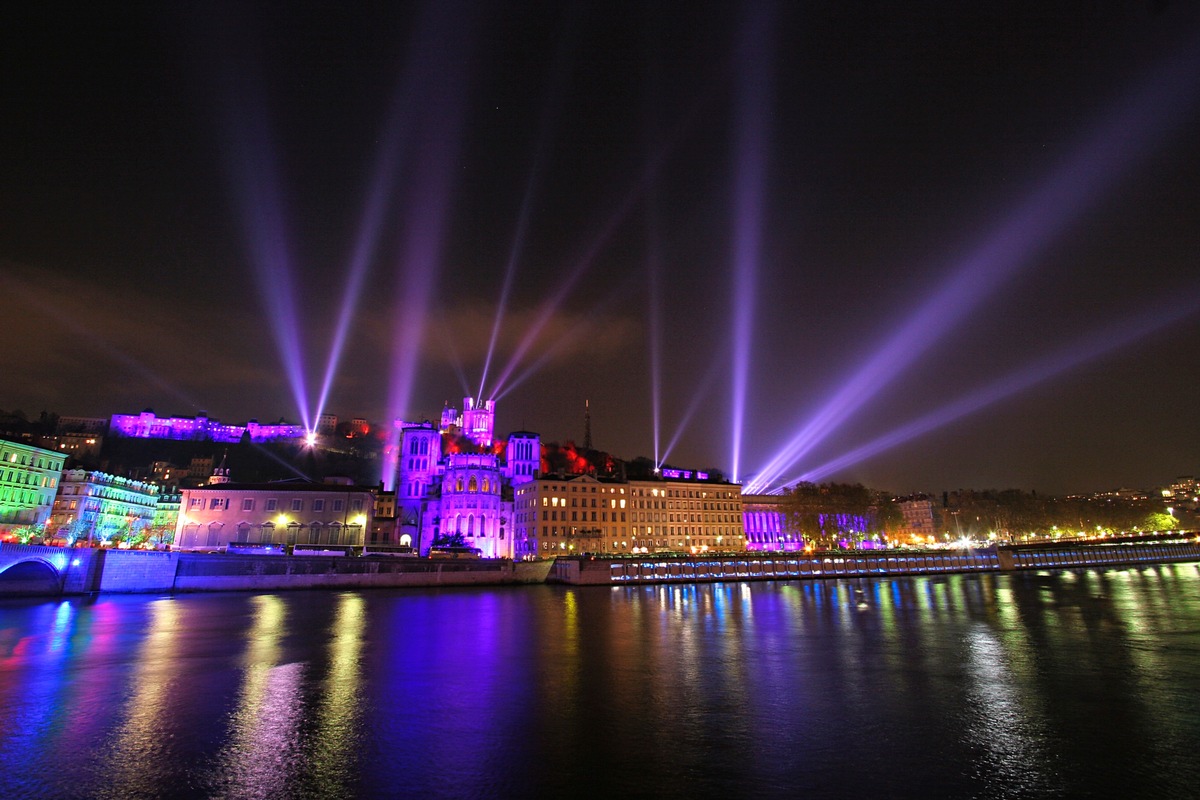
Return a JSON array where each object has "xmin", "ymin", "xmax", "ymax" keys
[
  {"xmin": 0, "ymin": 489, "xmax": 50, "ymax": 506},
  {"xmin": 3, "ymin": 451, "xmax": 63, "ymax": 470},
  {"xmin": 542, "ymin": 509, "xmax": 627, "ymax": 522},
  {"xmin": 540, "ymin": 495, "xmax": 627, "ymax": 509},
  {"xmin": 2, "ymin": 471, "xmax": 57, "ymax": 488}
]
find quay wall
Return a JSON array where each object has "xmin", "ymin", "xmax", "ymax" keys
[
  {"xmin": 0, "ymin": 549, "xmax": 555, "ymax": 595},
  {"xmin": 0, "ymin": 539, "xmax": 1195, "ymax": 596},
  {"xmin": 97, "ymin": 550, "xmax": 180, "ymax": 592},
  {"xmin": 172, "ymin": 554, "xmax": 552, "ymax": 593}
]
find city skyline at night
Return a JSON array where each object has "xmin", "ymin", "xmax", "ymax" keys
[{"xmin": 3, "ymin": 2, "xmax": 1200, "ymax": 495}]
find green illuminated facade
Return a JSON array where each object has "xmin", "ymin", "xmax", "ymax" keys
[{"xmin": 0, "ymin": 440, "xmax": 66, "ymax": 530}]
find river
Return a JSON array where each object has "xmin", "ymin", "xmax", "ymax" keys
[{"xmin": 1, "ymin": 564, "xmax": 1198, "ymax": 799}]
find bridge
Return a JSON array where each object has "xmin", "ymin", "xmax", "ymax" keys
[{"xmin": 0, "ymin": 543, "xmax": 99, "ymax": 596}]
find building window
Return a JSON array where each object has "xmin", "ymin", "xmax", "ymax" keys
[
  {"xmin": 266, "ymin": 498, "xmax": 277, "ymax": 511},
  {"xmin": 333, "ymin": 499, "xmax": 344, "ymax": 512},
  {"xmin": 242, "ymin": 498, "xmax": 255, "ymax": 512},
  {"xmin": 291, "ymin": 499, "xmax": 303, "ymax": 512},
  {"xmin": 313, "ymin": 499, "xmax": 325, "ymax": 512}
]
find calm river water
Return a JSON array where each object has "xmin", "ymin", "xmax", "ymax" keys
[{"xmin": 1, "ymin": 564, "xmax": 1198, "ymax": 799}]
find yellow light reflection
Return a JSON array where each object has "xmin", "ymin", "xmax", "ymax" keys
[
  {"xmin": 209, "ymin": 594, "xmax": 305, "ymax": 800},
  {"xmin": 98, "ymin": 598, "xmax": 180, "ymax": 799},
  {"xmin": 305, "ymin": 592, "xmax": 366, "ymax": 795}
]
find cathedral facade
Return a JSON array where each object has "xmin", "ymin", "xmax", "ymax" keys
[{"xmin": 393, "ymin": 397, "xmax": 540, "ymax": 558}]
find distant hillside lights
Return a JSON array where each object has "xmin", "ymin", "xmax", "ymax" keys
[{"xmin": 109, "ymin": 409, "xmax": 304, "ymax": 443}]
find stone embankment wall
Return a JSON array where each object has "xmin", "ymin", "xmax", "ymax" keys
[
  {"xmin": 172, "ymin": 554, "xmax": 552, "ymax": 592},
  {"xmin": 0, "ymin": 548, "xmax": 555, "ymax": 596}
]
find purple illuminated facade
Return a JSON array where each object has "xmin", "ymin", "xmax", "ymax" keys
[
  {"xmin": 741, "ymin": 494, "xmax": 796, "ymax": 552},
  {"xmin": 393, "ymin": 397, "xmax": 540, "ymax": 557},
  {"xmin": 109, "ymin": 409, "xmax": 304, "ymax": 443}
]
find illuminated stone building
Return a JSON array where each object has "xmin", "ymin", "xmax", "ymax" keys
[
  {"xmin": 898, "ymin": 495, "xmax": 939, "ymax": 543},
  {"xmin": 175, "ymin": 479, "xmax": 373, "ymax": 550},
  {"xmin": 513, "ymin": 472, "xmax": 745, "ymax": 557},
  {"xmin": 109, "ymin": 409, "xmax": 304, "ymax": 443},
  {"xmin": 627, "ymin": 476, "xmax": 744, "ymax": 553},
  {"xmin": 393, "ymin": 398, "xmax": 539, "ymax": 557},
  {"xmin": 49, "ymin": 469, "xmax": 159, "ymax": 541},
  {"xmin": 0, "ymin": 440, "xmax": 66, "ymax": 531},
  {"xmin": 513, "ymin": 474, "xmax": 629, "ymax": 557}
]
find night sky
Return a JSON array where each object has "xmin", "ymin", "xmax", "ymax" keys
[{"xmin": 4, "ymin": 2, "xmax": 1199, "ymax": 495}]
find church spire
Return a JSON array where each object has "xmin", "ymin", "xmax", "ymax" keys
[{"xmin": 583, "ymin": 398, "xmax": 592, "ymax": 451}]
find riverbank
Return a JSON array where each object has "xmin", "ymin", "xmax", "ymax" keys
[{"xmin": 0, "ymin": 535, "xmax": 1196, "ymax": 597}]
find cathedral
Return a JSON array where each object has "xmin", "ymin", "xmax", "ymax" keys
[{"xmin": 393, "ymin": 397, "xmax": 539, "ymax": 557}]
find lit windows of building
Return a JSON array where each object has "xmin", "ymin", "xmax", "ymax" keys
[{"xmin": 0, "ymin": 440, "xmax": 66, "ymax": 532}]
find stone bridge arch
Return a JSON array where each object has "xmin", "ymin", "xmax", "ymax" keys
[{"xmin": 0, "ymin": 558, "xmax": 63, "ymax": 596}]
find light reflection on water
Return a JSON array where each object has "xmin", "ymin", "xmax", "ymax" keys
[{"xmin": 0, "ymin": 565, "xmax": 1198, "ymax": 799}]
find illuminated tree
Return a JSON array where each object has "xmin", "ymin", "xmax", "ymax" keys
[
  {"xmin": 432, "ymin": 531, "xmax": 467, "ymax": 548},
  {"xmin": 1145, "ymin": 512, "xmax": 1180, "ymax": 531},
  {"xmin": 11, "ymin": 525, "xmax": 44, "ymax": 544},
  {"xmin": 145, "ymin": 524, "xmax": 175, "ymax": 547},
  {"xmin": 783, "ymin": 482, "xmax": 875, "ymax": 547}
]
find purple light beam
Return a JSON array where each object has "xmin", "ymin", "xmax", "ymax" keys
[
  {"xmin": 486, "ymin": 84, "xmax": 716, "ymax": 402},
  {"xmin": 382, "ymin": 0, "xmax": 479, "ymax": 488},
  {"xmin": 747, "ymin": 36, "xmax": 1200, "ymax": 494},
  {"xmin": 478, "ymin": 10, "xmax": 578, "ymax": 401},
  {"xmin": 311, "ymin": 5, "xmax": 448, "ymax": 428},
  {"xmin": 646, "ymin": 202, "xmax": 664, "ymax": 468},
  {"xmin": 211, "ymin": 22, "xmax": 313, "ymax": 433},
  {"xmin": 491, "ymin": 274, "xmax": 639, "ymax": 404},
  {"xmin": 659, "ymin": 351, "xmax": 726, "ymax": 468},
  {"xmin": 791, "ymin": 292, "xmax": 1200, "ymax": 485},
  {"xmin": 729, "ymin": 1, "xmax": 776, "ymax": 483}
]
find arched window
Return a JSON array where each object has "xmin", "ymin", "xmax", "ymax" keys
[
  {"xmin": 456, "ymin": 478, "xmax": 464, "ymax": 493},
  {"xmin": 399, "ymin": 533, "xmax": 412, "ymax": 547},
  {"xmin": 468, "ymin": 476, "xmax": 478, "ymax": 493},
  {"xmin": 482, "ymin": 478, "xmax": 490, "ymax": 493},
  {"xmin": 310, "ymin": 522, "xmax": 323, "ymax": 544}
]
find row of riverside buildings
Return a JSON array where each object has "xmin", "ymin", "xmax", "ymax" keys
[
  {"xmin": 0, "ymin": 396, "xmax": 780, "ymax": 554},
  {"xmin": 15, "ymin": 393, "xmax": 1093, "ymax": 554}
]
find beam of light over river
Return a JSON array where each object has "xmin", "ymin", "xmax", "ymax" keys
[{"xmin": 1, "ymin": 565, "xmax": 1198, "ymax": 799}]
